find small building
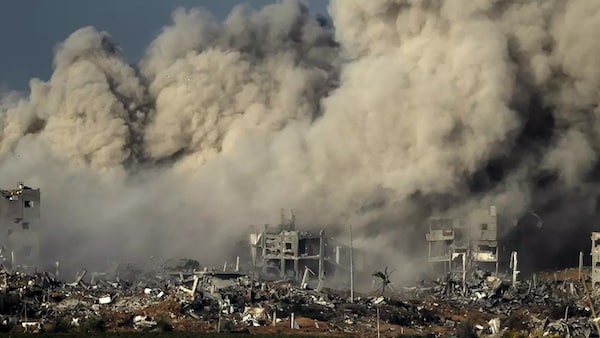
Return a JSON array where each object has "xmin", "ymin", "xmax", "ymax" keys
[
  {"xmin": 0, "ymin": 182, "xmax": 41, "ymax": 267},
  {"xmin": 426, "ymin": 206, "xmax": 498, "ymax": 274}
]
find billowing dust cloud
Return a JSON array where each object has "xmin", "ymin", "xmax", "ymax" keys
[{"xmin": 1, "ymin": 0, "xmax": 600, "ymax": 277}]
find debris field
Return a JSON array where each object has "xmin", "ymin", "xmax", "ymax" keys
[{"xmin": 0, "ymin": 260, "xmax": 598, "ymax": 337}]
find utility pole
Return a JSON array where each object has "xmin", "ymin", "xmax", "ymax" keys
[
  {"xmin": 510, "ymin": 251, "xmax": 519, "ymax": 288},
  {"xmin": 376, "ymin": 306, "xmax": 380, "ymax": 338},
  {"xmin": 579, "ymin": 251, "xmax": 584, "ymax": 280},
  {"xmin": 350, "ymin": 224, "xmax": 354, "ymax": 303}
]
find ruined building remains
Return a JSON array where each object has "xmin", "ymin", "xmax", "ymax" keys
[
  {"xmin": 250, "ymin": 211, "xmax": 360, "ymax": 287},
  {"xmin": 592, "ymin": 232, "xmax": 600, "ymax": 287},
  {"xmin": 0, "ymin": 182, "xmax": 41, "ymax": 267},
  {"xmin": 426, "ymin": 206, "xmax": 498, "ymax": 274}
]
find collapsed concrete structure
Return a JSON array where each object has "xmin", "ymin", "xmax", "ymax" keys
[
  {"xmin": 591, "ymin": 232, "xmax": 600, "ymax": 287},
  {"xmin": 426, "ymin": 206, "xmax": 499, "ymax": 275},
  {"xmin": 0, "ymin": 182, "xmax": 41, "ymax": 267},
  {"xmin": 249, "ymin": 211, "xmax": 361, "ymax": 288}
]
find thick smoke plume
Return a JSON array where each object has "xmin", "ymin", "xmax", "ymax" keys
[{"xmin": 1, "ymin": 0, "xmax": 600, "ymax": 278}]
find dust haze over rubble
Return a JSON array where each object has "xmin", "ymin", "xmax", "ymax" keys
[{"xmin": 0, "ymin": 0, "xmax": 600, "ymax": 278}]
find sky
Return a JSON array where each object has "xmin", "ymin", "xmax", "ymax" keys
[{"xmin": 0, "ymin": 0, "xmax": 329, "ymax": 92}]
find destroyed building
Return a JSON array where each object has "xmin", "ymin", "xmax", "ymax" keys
[
  {"xmin": 249, "ymin": 211, "xmax": 362, "ymax": 287},
  {"xmin": 0, "ymin": 182, "xmax": 41, "ymax": 267},
  {"xmin": 592, "ymin": 232, "xmax": 600, "ymax": 287},
  {"xmin": 426, "ymin": 206, "xmax": 499, "ymax": 274}
]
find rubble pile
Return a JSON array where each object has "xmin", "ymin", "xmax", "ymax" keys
[
  {"xmin": 0, "ymin": 262, "xmax": 442, "ymax": 336},
  {"xmin": 413, "ymin": 268, "xmax": 598, "ymax": 337},
  {"xmin": 0, "ymin": 263, "xmax": 598, "ymax": 337}
]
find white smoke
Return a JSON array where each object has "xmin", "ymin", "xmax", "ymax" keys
[{"xmin": 1, "ymin": 0, "xmax": 599, "ymax": 277}]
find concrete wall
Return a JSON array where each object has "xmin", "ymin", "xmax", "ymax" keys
[{"xmin": 0, "ymin": 185, "xmax": 41, "ymax": 267}]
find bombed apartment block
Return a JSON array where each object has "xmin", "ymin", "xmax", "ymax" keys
[
  {"xmin": 250, "ymin": 211, "xmax": 362, "ymax": 287},
  {"xmin": 0, "ymin": 182, "xmax": 41, "ymax": 266},
  {"xmin": 592, "ymin": 232, "xmax": 600, "ymax": 287},
  {"xmin": 426, "ymin": 206, "xmax": 498, "ymax": 274},
  {"xmin": 470, "ymin": 206, "xmax": 499, "ymax": 267}
]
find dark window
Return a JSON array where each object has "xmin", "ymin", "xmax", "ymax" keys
[
  {"xmin": 481, "ymin": 223, "xmax": 488, "ymax": 230},
  {"xmin": 22, "ymin": 222, "xmax": 30, "ymax": 230},
  {"xmin": 24, "ymin": 201, "xmax": 33, "ymax": 208},
  {"xmin": 285, "ymin": 243, "xmax": 292, "ymax": 250}
]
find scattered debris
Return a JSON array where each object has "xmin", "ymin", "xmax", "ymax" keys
[{"xmin": 0, "ymin": 258, "xmax": 595, "ymax": 336}]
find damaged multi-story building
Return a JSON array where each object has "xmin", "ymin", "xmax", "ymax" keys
[
  {"xmin": 249, "ymin": 211, "xmax": 362, "ymax": 287},
  {"xmin": 591, "ymin": 232, "xmax": 600, "ymax": 287},
  {"xmin": 426, "ymin": 206, "xmax": 499, "ymax": 274},
  {"xmin": 0, "ymin": 182, "xmax": 41, "ymax": 267}
]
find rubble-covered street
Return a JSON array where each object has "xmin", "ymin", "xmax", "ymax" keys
[{"xmin": 0, "ymin": 260, "xmax": 598, "ymax": 337}]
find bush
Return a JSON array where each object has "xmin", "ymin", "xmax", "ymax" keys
[
  {"xmin": 456, "ymin": 320, "xmax": 477, "ymax": 338},
  {"xmin": 80, "ymin": 316, "xmax": 107, "ymax": 333},
  {"xmin": 48, "ymin": 318, "xmax": 73, "ymax": 333},
  {"xmin": 156, "ymin": 313, "xmax": 174, "ymax": 332}
]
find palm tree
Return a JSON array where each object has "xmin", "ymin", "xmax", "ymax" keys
[{"xmin": 372, "ymin": 267, "xmax": 394, "ymax": 296}]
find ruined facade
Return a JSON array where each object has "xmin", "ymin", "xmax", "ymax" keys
[
  {"xmin": 249, "ymin": 212, "xmax": 359, "ymax": 287},
  {"xmin": 426, "ymin": 206, "xmax": 498, "ymax": 274},
  {"xmin": 0, "ymin": 182, "xmax": 41, "ymax": 267},
  {"xmin": 591, "ymin": 232, "xmax": 600, "ymax": 287}
]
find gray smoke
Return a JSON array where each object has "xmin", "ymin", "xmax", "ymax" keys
[{"xmin": 1, "ymin": 0, "xmax": 600, "ymax": 278}]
